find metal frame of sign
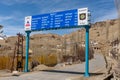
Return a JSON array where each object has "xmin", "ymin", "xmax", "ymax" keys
[{"xmin": 24, "ymin": 8, "xmax": 90, "ymax": 77}]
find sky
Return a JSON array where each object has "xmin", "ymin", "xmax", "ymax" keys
[{"xmin": 0, "ymin": 0, "xmax": 118, "ymax": 36}]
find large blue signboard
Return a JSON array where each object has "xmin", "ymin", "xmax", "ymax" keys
[{"xmin": 25, "ymin": 8, "xmax": 89, "ymax": 31}]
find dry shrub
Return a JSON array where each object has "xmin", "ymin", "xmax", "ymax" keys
[
  {"xmin": 0, "ymin": 55, "xmax": 32, "ymax": 71},
  {"xmin": 43, "ymin": 53, "xmax": 57, "ymax": 66},
  {"xmin": 110, "ymin": 20, "xmax": 115, "ymax": 25},
  {"xmin": 63, "ymin": 44, "xmax": 94, "ymax": 63},
  {"xmin": 0, "ymin": 56, "xmax": 11, "ymax": 70},
  {"xmin": 32, "ymin": 53, "xmax": 57, "ymax": 67},
  {"xmin": 77, "ymin": 46, "xmax": 94, "ymax": 62}
]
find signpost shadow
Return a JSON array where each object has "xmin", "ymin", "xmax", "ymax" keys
[{"xmin": 42, "ymin": 70, "xmax": 103, "ymax": 76}]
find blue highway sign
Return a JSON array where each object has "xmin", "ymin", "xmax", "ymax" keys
[{"xmin": 25, "ymin": 8, "xmax": 89, "ymax": 31}]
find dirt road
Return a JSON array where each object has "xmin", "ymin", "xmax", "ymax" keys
[{"xmin": 0, "ymin": 53, "xmax": 105, "ymax": 80}]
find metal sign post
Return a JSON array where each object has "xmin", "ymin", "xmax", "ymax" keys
[
  {"xmin": 84, "ymin": 26, "xmax": 90, "ymax": 77},
  {"xmin": 25, "ymin": 31, "xmax": 31, "ymax": 72}
]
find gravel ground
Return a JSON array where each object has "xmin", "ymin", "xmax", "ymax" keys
[{"xmin": 0, "ymin": 53, "xmax": 105, "ymax": 80}]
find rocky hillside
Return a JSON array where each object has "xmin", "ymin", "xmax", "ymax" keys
[
  {"xmin": 0, "ymin": 19, "xmax": 120, "ymax": 79},
  {"xmin": 0, "ymin": 19, "xmax": 119, "ymax": 62},
  {"xmin": 0, "ymin": 19, "xmax": 120, "ymax": 56}
]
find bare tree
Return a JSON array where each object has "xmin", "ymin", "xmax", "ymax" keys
[{"xmin": 0, "ymin": 25, "xmax": 3, "ymax": 29}]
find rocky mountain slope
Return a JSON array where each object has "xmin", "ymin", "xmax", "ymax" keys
[
  {"xmin": 0, "ymin": 19, "xmax": 120, "ymax": 59},
  {"xmin": 0, "ymin": 19, "xmax": 120, "ymax": 72}
]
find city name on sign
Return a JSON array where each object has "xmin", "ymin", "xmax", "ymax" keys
[{"xmin": 24, "ymin": 8, "xmax": 90, "ymax": 31}]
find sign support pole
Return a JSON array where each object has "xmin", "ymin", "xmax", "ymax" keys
[
  {"xmin": 25, "ymin": 31, "xmax": 31, "ymax": 72},
  {"xmin": 84, "ymin": 26, "xmax": 90, "ymax": 77}
]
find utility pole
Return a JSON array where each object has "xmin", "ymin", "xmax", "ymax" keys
[{"xmin": 114, "ymin": 0, "xmax": 120, "ymax": 41}]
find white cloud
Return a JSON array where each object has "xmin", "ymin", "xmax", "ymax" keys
[
  {"xmin": 31, "ymin": 28, "xmax": 81, "ymax": 36},
  {"xmin": 0, "ymin": 0, "xmax": 33, "ymax": 5},
  {"xmin": 0, "ymin": 0, "xmax": 17, "ymax": 5},
  {"xmin": 95, "ymin": 9, "xmax": 118, "ymax": 22},
  {"xmin": 0, "ymin": 0, "xmax": 49, "ymax": 6},
  {"xmin": 3, "ymin": 25, "xmax": 24, "ymax": 36},
  {"xmin": 0, "ymin": 14, "xmax": 23, "ymax": 23},
  {"xmin": 0, "ymin": 16, "xmax": 13, "ymax": 22}
]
